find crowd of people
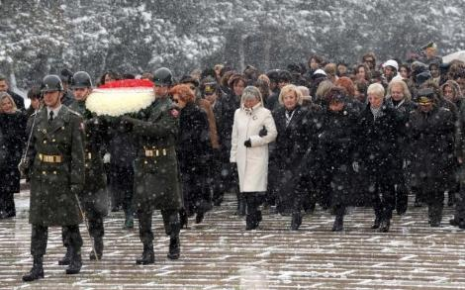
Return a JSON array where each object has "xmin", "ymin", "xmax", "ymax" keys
[{"xmin": 1, "ymin": 42, "xmax": 465, "ymax": 281}]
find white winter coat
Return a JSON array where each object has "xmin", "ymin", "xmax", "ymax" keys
[{"xmin": 230, "ymin": 103, "xmax": 277, "ymax": 193}]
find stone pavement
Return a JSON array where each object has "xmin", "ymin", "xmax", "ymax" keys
[{"xmin": 1, "ymin": 189, "xmax": 465, "ymax": 290}]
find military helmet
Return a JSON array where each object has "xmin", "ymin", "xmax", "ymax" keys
[
  {"xmin": 40, "ymin": 75, "xmax": 64, "ymax": 93},
  {"xmin": 71, "ymin": 71, "xmax": 93, "ymax": 89},
  {"xmin": 153, "ymin": 67, "xmax": 173, "ymax": 86}
]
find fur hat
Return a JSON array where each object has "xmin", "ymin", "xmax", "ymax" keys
[{"xmin": 383, "ymin": 60, "xmax": 399, "ymax": 71}]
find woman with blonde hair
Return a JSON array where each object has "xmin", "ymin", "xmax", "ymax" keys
[
  {"xmin": 0, "ymin": 92, "xmax": 27, "ymax": 218},
  {"xmin": 272, "ymin": 85, "xmax": 319, "ymax": 230},
  {"xmin": 230, "ymin": 86, "xmax": 277, "ymax": 230}
]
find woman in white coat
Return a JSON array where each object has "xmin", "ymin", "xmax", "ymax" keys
[{"xmin": 230, "ymin": 86, "xmax": 277, "ymax": 230}]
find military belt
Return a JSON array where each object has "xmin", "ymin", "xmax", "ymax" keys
[
  {"xmin": 144, "ymin": 147, "xmax": 170, "ymax": 157},
  {"xmin": 38, "ymin": 154, "xmax": 63, "ymax": 163}
]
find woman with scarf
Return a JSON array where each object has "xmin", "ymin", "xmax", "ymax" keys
[{"xmin": 230, "ymin": 86, "xmax": 277, "ymax": 230}]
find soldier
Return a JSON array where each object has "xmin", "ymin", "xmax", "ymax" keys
[
  {"xmin": 57, "ymin": 71, "xmax": 108, "ymax": 265},
  {"xmin": 121, "ymin": 67, "xmax": 182, "ymax": 264},
  {"xmin": 22, "ymin": 75, "xmax": 85, "ymax": 281}
]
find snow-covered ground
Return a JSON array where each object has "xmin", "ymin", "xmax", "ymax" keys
[{"xmin": 1, "ymin": 187, "xmax": 465, "ymax": 289}]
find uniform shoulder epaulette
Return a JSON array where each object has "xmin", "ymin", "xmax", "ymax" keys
[{"xmin": 68, "ymin": 108, "xmax": 83, "ymax": 117}]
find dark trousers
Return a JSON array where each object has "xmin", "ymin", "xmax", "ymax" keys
[
  {"xmin": 137, "ymin": 205, "xmax": 180, "ymax": 245},
  {"xmin": 371, "ymin": 181, "xmax": 396, "ymax": 221},
  {"xmin": 109, "ymin": 165, "xmax": 134, "ymax": 213},
  {"xmin": 32, "ymin": 224, "xmax": 82, "ymax": 257},
  {"xmin": 455, "ymin": 183, "xmax": 465, "ymax": 223},
  {"xmin": 0, "ymin": 190, "xmax": 15, "ymax": 218}
]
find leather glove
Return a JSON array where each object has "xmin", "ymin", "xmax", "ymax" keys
[
  {"xmin": 259, "ymin": 126, "xmax": 267, "ymax": 137},
  {"xmin": 117, "ymin": 116, "xmax": 133, "ymax": 132},
  {"xmin": 244, "ymin": 139, "xmax": 252, "ymax": 147},
  {"xmin": 103, "ymin": 153, "xmax": 111, "ymax": 164},
  {"xmin": 18, "ymin": 158, "xmax": 29, "ymax": 179}
]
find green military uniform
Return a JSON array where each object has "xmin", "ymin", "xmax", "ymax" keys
[
  {"xmin": 25, "ymin": 105, "xmax": 85, "ymax": 264},
  {"xmin": 123, "ymin": 96, "xmax": 182, "ymax": 263},
  {"xmin": 68, "ymin": 101, "xmax": 107, "ymax": 214},
  {"xmin": 28, "ymin": 106, "xmax": 85, "ymax": 226},
  {"xmin": 64, "ymin": 100, "xmax": 108, "ymax": 261}
]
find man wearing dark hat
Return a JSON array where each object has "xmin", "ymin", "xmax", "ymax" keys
[
  {"xmin": 22, "ymin": 75, "xmax": 86, "ymax": 281},
  {"xmin": 120, "ymin": 67, "xmax": 183, "ymax": 264},
  {"xmin": 420, "ymin": 42, "xmax": 443, "ymax": 66},
  {"xmin": 408, "ymin": 87, "xmax": 455, "ymax": 227},
  {"xmin": 56, "ymin": 71, "xmax": 108, "ymax": 263}
]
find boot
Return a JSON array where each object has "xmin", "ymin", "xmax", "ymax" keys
[
  {"xmin": 89, "ymin": 237, "xmax": 103, "ymax": 261},
  {"xmin": 58, "ymin": 246, "xmax": 72, "ymax": 265},
  {"xmin": 290, "ymin": 213, "xmax": 302, "ymax": 231},
  {"xmin": 332, "ymin": 215, "xmax": 344, "ymax": 232},
  {"xmin": 379, "ymin": 218, "xmax": 391, "ymax": 232},
  {"xmin": 235, "ymin": 192, "xmax": 246, "ymax": 216},
  {"xmin": 195, "ymin": 212, "xmax": 204, "ymax": 224},
  {"xmin": 372, "ymin": 215, "xmax": 381, "ymax": 229},
  {"xmin": 136, "ymin": 243, "xmax": 154, "ymax": 265},
  {"xmin": 22, "ymin": 256, "xmax": 44, "ymax": 282},
  {"xmin": 65, "ymin": 250, "xmax": 82, "ymax": 275},
  {"xmin": 246, "ymin": 211, "xmax": 262, "ymax": 230},
  {"xmin": 123, "ymin": 213, "xmax": 134, "ymax": 229},
  {"xmin": 167, "ymin": 235, "xmax": 180, "ymax": 260},
  {"xmin": 450, "ymin": 217, "xmax": 459, "ymax": 226}
]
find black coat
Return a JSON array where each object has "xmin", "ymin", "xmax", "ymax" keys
[
  {"xmin": 216, "ymin": 92, "xmax": 240, "ymax": 162},
  {"xmin": 177, "ymin": 102, "xmax": 210, "ymax": 176},
  {"xmin": 7, "ymin": 90, "xmax": 25, "ymax": 111},
  {"xmin": 407, "ymin": 105, "xmax": 455, "ymax": 191},
  {"xmin": 356, "ymin": 103, "xmax": 402, "ymax": 181},
  {"xmin": 0, "ymin": 112, "xmax": 27, "ymax": 193},
  {"xmin": 316, "ymin": 106, "xmax": 359, "ymax": 206},
  {"xmin": 272, "ymin": 105, "xmax": 317, "ymax": 202}
]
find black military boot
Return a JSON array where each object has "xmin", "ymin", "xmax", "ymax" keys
[
  {"xmin": 58, "ymin": 246, "xmax": 72, "ymax": 265},
  {"xmin": 332, "ymin": 215, "xmax": 344, "ymax": 232},
  {"xmin": 89, "ymin": 237, "xmax": 103, "ymax": 261},
  {"xmin": 22, "ymin": 256, "xmax": 44, "ymax": 282},
  {"xmin": 379, "ymin": 218, "xmax": 391, "ymax": 232},
  {"xmin": 66, "ymin": 249, "xmax": 82, "ymax": 275},
  {"xmin": 290, "ymin": 213, "xmax": 302, "ymax": 231},
  {"xmin": 136, "ymin": 243, "xmax": 155, "ymax": 265},
  {"xmin": 167, "ymin": 235, "xmax": 180, "ymax": 260}
]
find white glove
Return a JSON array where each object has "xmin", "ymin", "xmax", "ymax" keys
[
  {"xmin": 103, "ymin": 153, "xmax": 111, "ymax": 164},
  {"xmin": 352, "ymin": 161, "xmax": 359, "ymax": 173}
]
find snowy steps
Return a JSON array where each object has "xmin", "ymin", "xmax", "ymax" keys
[{"xmin": 1, "ymin": 191, "xmax": 465, "ymax": 289}]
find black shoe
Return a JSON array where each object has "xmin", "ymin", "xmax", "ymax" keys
[
  {"xmin": 195, "ymin": 212, "xmax": 204, "ymax": 224},
  {"xmin": 396, "ymin": 205, "xmax": 407, "ymax": 215},
  {"xmin": 136, "ymin": 245, "xmax": 155, "ymax": 265},
  {"xmin": 22, "ymin": 257, "xmax": 44, "ymax": 282},
  {"xmin": 246, "ymin": 211, "xmax": 262, "ymax": 230},
  {"xmin": 58, "ymin": 247, "xmax": 72, "ymax": 265},
  {"xmin": 450, "ymin": 218, "xmax": 459, "ymax": 226},
  {"xmin": 379, "ymin": 219, "xmax": 390, "ymax": 232},
  {"xmin": 458, "ymin": 221, "xmax": 465, "ymax": 229},
  {"xmin": 66, "ymin": 251, "xmax": 82, "ymax": 275},
  {"xmin": 167, "ymin": 236, "xmax": 180, "ymax": 260},
  {"xmin": 89, "ymin": 238, "xmax": 103, "ymax": 261},
  {"xmin": 372, "ymin": 216, "xmax": 381, "ymax": 229},
  {"xmin": 332, "ymin": 216, "xmax": 344, "ymax": 232},
  {"xmin": 290, "ymin": 213, "xmax": 302, "ymax": 231}
]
